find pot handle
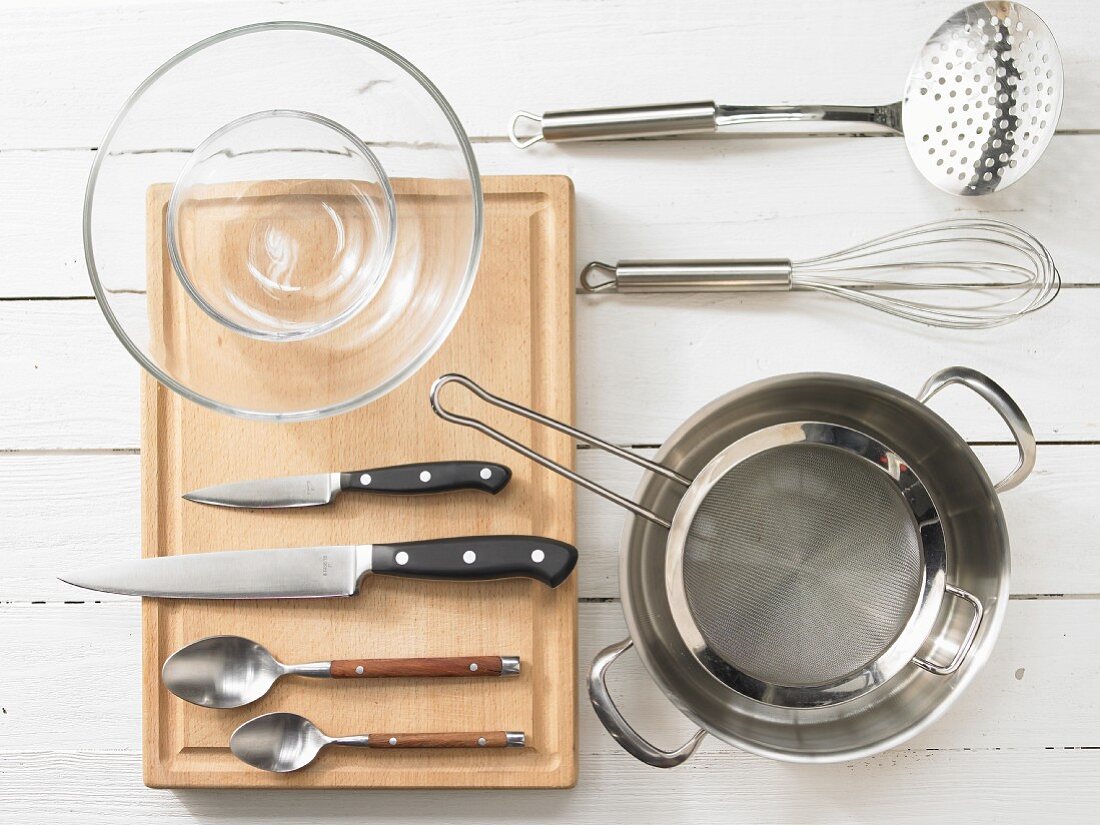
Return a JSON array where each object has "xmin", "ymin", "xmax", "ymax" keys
[
  {"xmin": 588, "ymin": 638, "xmax": 707, "ymax": 768},
  {"xmin": 917, "ymin": 367, "xmax": 1036, "ymax": 493},
  {"xmin": 911, "ymin": 584, "xmax": 984, "ymax": 676}
]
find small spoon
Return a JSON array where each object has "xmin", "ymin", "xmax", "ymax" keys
[
  {"xmin": 162, "ymin": 635, "xmax": 520, "ymax": 708},
  {"xmin": 231, "ymin": 712, "xmax": 526, "ymax": 772}
]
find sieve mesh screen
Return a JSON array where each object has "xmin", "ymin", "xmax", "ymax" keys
[{"xmin": 682, "ymin": 443, "xmax": 923, "ymax": 688}]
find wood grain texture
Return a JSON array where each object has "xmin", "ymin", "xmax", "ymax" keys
[
  {"xmin": 3, "ymin": 600, "xmax": 1099, "ymax": 755},
  {"xmin": 1, "ymin": 0, "xmax": 1097, "ymax": 149},
  {"xmin": 365, "ymin": 732, "xmax": 514, "ymax": 749},
  {"xmin": 11, "ymin": 135, "xmax": 1098, "ymax": 300},
  {"xmin": 0, "ymin": 748, "xmax": 1098, "ymax": 824},
  {"xmin": 3, "ymin": 1, "xmax": 1099, "ymax": 818},
  {"xmin": 140, "ymin": 175, "xmax": 576, "ymax": 789},
  {"xmin": 5, "ymin": 283, "xmax": 1100, "ymax": 450},
  {"xmin": 329, "ymin": 656, "xmax": 510, "ymax": 678},
  {"xmin": 12, "ymin": 443, "xmax": 1100, "ymax": 604}
]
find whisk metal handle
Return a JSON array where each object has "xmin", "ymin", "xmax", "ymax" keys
[
  {"xmin": 581, "ymin": 260, "xmax": 793, "ymax": 293},
  {"xmin": 510, "ymin": 101, "xmax": 718, "ymax": 147}
]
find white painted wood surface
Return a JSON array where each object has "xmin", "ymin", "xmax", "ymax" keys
[{"xmin": 1, "ymin": 1, "xmax": 1097, "ymax": 822}]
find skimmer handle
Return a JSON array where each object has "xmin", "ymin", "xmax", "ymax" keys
[
  {"xmin": 917, "ymin": 367, "xmax": 1036, "ymax": 493},
  {"xmin": 589, "ymin": 638, "xmax": 707, "ymax": 768},
  {"xmin": 430, "ymin": 373, "xmax": 688, "ymax": 528},
  {"xmin": 509, "ymin": 101, "xmax": 718, "ymax": 147}
]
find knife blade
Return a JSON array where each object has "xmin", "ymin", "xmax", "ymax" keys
[
  {"xmin": 183, "ymin": 461, "xmax": 512, "ymax": 509},
  {"xmin": 57, "ymin": 535, "xmax": 577, "ymax": 598}
]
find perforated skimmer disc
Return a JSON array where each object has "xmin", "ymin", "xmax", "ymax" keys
[
  {"xmin": 682, "ymin": 443, "xmax": 924, "ymax": 689},
  {"xmin": 903, "ymin": 2, "xmax": 1062, "ymax": 195}
]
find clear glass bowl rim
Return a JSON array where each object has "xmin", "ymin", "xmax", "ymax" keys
[{"xmin": 83, "ymin": 20, "xmax": 484, "ymax": 421}]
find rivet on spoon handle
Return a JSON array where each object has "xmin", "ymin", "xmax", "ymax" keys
[
  {"xmin": 363, "ymin": 731, "xmax": 526, "ymax": 749},
  {"xmin": 330, "ymin": 656, "xmax": 521, "ymax": 678}
]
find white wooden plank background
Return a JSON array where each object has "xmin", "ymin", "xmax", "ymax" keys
[{"xmin": 1, "ymin": 1, "xmax": 1098, "ymax": 822}]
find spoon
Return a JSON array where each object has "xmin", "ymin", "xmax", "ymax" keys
[
  {"xmin": 162, "ymin": 635, "xmax": 520, "ymax": 708},
  {"xmin": 231, "ymin": 713, "xmax": 526, "ymax": 772}
]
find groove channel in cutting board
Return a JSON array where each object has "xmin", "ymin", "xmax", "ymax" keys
[{"xmin": 141, "ymin": 176, "xmax": 576, "ymax": 788}]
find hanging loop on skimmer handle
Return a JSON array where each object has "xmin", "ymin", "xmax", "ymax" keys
[
  {"xmin": 589, "ymin": 638, "xmax": 708, "ymax": 768},
  {"xmin": 430, "ymin": 374, "xmax": 689, "ymax": 529},
  {"xmin": 509, "ymin": 101, "xmax": 720, "ymax": 148},
  {"xmin": 917, "ymin": 366, "xmax": 1036, "ymax": 493},
  {"xmin": 580, "ymin": 260, "xmax": 795, "ymax": 293}
]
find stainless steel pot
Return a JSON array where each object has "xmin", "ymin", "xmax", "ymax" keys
[
  {"xmin": 590, "ymin": 367, "xmax": 1034, "ymax": 765},
  {"xmin": 431, "ymin": 366, "xmax": 1035, "ymax": 766}
]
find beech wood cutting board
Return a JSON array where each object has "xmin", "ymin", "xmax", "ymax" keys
[{"xmin": 141, "ymin": 175, "xmax": 576, "ymax": 788}]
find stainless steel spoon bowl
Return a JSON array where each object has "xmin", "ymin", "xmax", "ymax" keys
[
  {"xmin": 162, "ymin": 636, "xmax": 303, "ymax": 708},
  {"xmin": 231, "ymin": 713, "xmax": 336, "ymax": 773}
]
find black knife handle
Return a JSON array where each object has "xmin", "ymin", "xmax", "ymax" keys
[
  {"xmin": 341, "ymin": 462, "xmax": 511, "ymax": 495},
  {"xmin": 372, "ymin": 536, "xmax": 577, "ymax": 588}
]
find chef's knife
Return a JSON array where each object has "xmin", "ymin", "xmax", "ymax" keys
[
  {"xmin": 183, "ymin": 461, "xmax": 512, "ymax": 509},
  {"xmin": 57, "ymin": 536, "xmax": 577, "ymax": 598}
]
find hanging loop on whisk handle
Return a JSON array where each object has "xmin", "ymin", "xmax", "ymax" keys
[{"xmin": 580, "ymin": 260, "xmax": 794, "ymax": 293}]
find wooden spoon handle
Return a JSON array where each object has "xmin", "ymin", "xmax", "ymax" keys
[
  {"xmin": 367, "ymin": 731, "xmax": 525, "ymax": 749},
  {"xmin": 329, "ymin": 655, "xmax": 519, "ymax": 678}
]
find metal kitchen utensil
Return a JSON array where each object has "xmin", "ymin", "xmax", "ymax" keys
[
  {"xmin": 510, "ymin": 2, "xmax": 1062, "ymax": 195},
  {"xmin": 184, "ymin": 461, "xmax": 512, "ymax": 508},
  {"xmin": 589, "ymin": 368, "xmax": 1032, "ymax": 766},
  {"xmin": 231, "ymin": 713, "xmax": 525, "ymax": 772},
  {"xmin": 57, "ymin": 536, "xmax": 578, "ymax": 598},
  {"xmin": 580, "ymin": 219, "xmax": 1060, "ymax": 329},
  {"xmin": 163, "ymin": 635, "xmax": 521, "ymax": 708},
  {"xmin": 432, "ymin": 370, "xmax": 1033, "ymax": 715}
]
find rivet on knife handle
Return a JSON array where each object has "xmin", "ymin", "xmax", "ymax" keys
[
  {"xmin": 371, "ymin": 535, "xmax": 578, "ymax": 588},
  {"xmin": 341, "ymin": 461, "xmax": 511, "ymax": 495}
]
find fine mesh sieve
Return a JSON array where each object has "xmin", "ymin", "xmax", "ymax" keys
[
  {"xmin": 680, "ymin": 444, "xmax": 924, "ymax": 689},
  {"xmin": 430, "ymin": 375, "xmax": 987, "ymax": 710}
]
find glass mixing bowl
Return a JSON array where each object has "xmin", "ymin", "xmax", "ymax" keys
[{"xmin": 85, "ymin": 22, "xmax": 482, "ymax": 419}]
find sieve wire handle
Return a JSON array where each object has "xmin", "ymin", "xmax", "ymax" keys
[
  {"xmin": 916, "ymin": 367, "xmax": 1036, "ymax": 493},
  {"xmin": 912, "ymin": 584, "xmax": 984, "ymax": 676},
  {"xmin": 588, "ymin": 638, "xmax": 707, "ymax": 768},
  {"xmin": 430, "ymin": 374, "xmax": 689, "ymax": 529}
]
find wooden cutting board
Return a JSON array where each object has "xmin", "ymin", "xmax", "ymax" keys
[{"xmin": 141, "ymin": 175, "xmax": 576, "ymax": 788}]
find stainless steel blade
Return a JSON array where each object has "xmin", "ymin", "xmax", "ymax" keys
[
  {"xmin": 58, "ymin": 545, "xmax": 372, "ymax": 599},
  {"xmin": 183, "ymin": 473, "xmax": 342, "ymax": 508}
]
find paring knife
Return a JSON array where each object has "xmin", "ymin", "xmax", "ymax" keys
[
  {"xmin": 183, "ymin": 461, "xmax": 512, "ymax": 509},
  {"xmin": 57, "ymin": 535, "xmax": 577, "ymax": 599}
]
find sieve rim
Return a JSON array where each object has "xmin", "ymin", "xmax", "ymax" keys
[{"xmin": 665, "ymin": 421, "xmax": 947, "ymax": 708}]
